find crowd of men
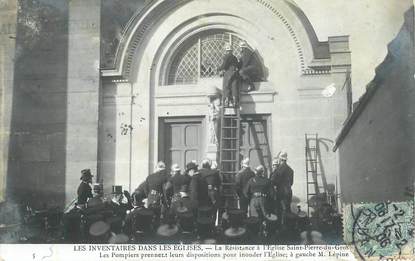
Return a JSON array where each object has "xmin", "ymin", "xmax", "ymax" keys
[{"xmin": 64, "ymin": 152, "xmax": 319, "ymax": 244}]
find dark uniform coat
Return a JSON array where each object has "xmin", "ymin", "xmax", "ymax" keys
[
  {"xmin": 272, "ymin": 162, "xmax": 294, "ymax": 199},
  {"xmin": 77, "ymin": 181, "xmax": 93, "ymax": 205},
  {"xmin": 239, "ymin": 48, "xmax": 258, "ymax": 89},
  {"xmin": 199, "ymin": 168, "xmax": 221, "ymax": 207},
  {"xmin": 235, "ymin": 167, "xmax": 255, "ymax": 197},
  {"xmin": 145, "ymin": 170, "xmax": 171, "ymax": 209},
  {"xmin": 218, "ymin": 52, "xmax": 240, "ymax": 100},
  {"xmin": 169, "ymin": 173, "xmax": 191, "ymax": 194},
  {"xmin": 235, "ymin": 167, "xmax": 255, "ymax": 213},
  {"xmin": 244, "ymin": 175, "xmax": 273, "ymax": 218}
]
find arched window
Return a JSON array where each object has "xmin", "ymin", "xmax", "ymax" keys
[{"xmin": 167, "ymin": 31, "xmax": 263, "ymax": 85}]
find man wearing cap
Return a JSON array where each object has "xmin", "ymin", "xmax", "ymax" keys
[
  {"xmin": 235, "ymin": 158, "xmax": 255, "ymax": 215},
  {"xmin": 238, "ymin": 41, "xmax": 258, "ymax": 92},
  {"xmin": 218, "ymin": 43, "xmax": 240, "ymax": 107},
  {"xmin": 273, "ymin": 152, "xmax": 294, "ymax": 223},
  {"xmin": 166, "ymin": 164, "xmax": 191, "ymax": 204},
  {"xmin": 77, "ymin": 169, "xmax": 94, "ymax": 206},
  {"xmin": 145, "ymin": 161, "xmax": 171, "ymax": 220},
  {"xmin": 244, "ymin": 165, "xmax": 273, "ymax": 219}
]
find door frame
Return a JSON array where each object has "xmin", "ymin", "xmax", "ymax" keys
[{"xmin": 158, "ymin": 116, "xmax": 206, "ymax": 171}]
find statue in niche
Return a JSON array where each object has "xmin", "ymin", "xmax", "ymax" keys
[{"xmin": 207, "ymin": 94, "xmax": 221, "ymax": 145}]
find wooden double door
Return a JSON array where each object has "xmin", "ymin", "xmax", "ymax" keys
[{"xmin": 160, "ymin": 115, "xmax": 271, "ymax": 173}]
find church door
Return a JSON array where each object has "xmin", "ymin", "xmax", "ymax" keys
[{"xmin": 160, "ymin": 118, "xmax": 203, "ymax": 171}]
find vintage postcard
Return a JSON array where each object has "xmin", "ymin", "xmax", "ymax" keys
[{"xmin": 0, "ymin": 0, "xmax": 414, "ymax": 260}]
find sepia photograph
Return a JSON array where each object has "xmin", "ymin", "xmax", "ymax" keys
[{"xmin": 0, "ymin": 0, "xmax": 414, "ymax": 260}]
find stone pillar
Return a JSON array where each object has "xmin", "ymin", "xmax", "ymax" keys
[
  {"xmin": 0, "ymin": 0, "xmax": 17, "ymax": 203},
  {"xmin": 65, "ymin": 0, "xmax": 101, "ymax": 205}
]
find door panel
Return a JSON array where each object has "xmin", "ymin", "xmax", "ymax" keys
[
  {"xmin": 240, "ymin": 116, "xmax": 271, "ymax": 176},
  {"xmin": 163, "ymin": 120, "xmax": 202, "ymax": 171}
]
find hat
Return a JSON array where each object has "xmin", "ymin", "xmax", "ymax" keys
[
  {"xmin": 255, "ymin": 165, "xmax": 265, "ymax": 175},
  {"xmin": 186, "ymin": 162, "xmax": 198, "ymax": 171},
  {"xmin": 265, "ymin": 213, "xmax": 278, "ymax": 221},
  {"xmin": 89, "ymin": 221, "xmax": 110, "ymax": 237},
  {"xmin": 224, "ymin": 43, "xmax": 232, "ymax": 51},
  {"xmin": 156, "ymin": 161, "xmax": 166, "ymax": 171},
  {"xmin": 279, "ymin": 151, "xmax": 288, "ymax": 161},
  {"xmin": 157, "ymin": 224, "xmax": 179, "ymax": 237},
  {"xmin": 171, "ymin": 164, "xmax": 180, "ymax": 172},
  {"xmin": 80, "ymin": 169, "xmax": 93, "ymax": 180},
  {"xmin": 224, "ymin": 227, "xmax": 246, "ymax": 238},
  {"xmin": 239, "ymin": 41, "xmax": 249, "ymax": 49},
  {"xmin": 108, "ymin": 233, "xmax": 129, "ymax": 244},
  {"xmin": 241, "ymin": 158, "xmax": 250, "ymax": 167},
  {"xmin": 112, "ymin": 185, "xmax": 122, "ymax": 194}
]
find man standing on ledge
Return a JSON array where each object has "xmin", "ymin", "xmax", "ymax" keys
[
  {"xmin": 238, "ymin": 41, "xmax": 257, "ymax": 92},
  {"xmin": 218, "ymin": 43, "xmax": 240, "ymax": 107}
]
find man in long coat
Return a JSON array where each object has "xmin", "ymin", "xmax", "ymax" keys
[
  {"xmin": 271, "ymin": 152, "xmax": 294, "ymax": 224},
  {"xmin": 238, "ymin": 41, "xmax": 257, "ymax": 92},
  {"xmin": 218, "ymin": 43, "xmax": 240, "ymax": 107}
]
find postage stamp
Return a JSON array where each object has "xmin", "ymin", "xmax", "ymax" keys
[{"xmin": 343, "ymin": 201, "xmax": 414, "ymax": 260}]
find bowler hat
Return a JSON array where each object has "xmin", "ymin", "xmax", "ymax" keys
[
  {"xmin": 186, "ymin": 162, "xmax": 198, "ymax": 171},
  {"xmin": 80, "ymin": 169, "xmax": 93, "ymax": 180}
]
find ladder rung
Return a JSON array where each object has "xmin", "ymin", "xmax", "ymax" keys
[
  {"xmin": 221, "ymin": 160, "xmax": 237, "ymax": 162},
  {"xmin": 222, "ymin": 127, "xmax": 238, "ymax": 129},
  {"xmin": 221, "ymin": 149, "xmax": 238, "ymax": 151},
  {"xmin": 307, "ymin": 193, "xmax": 317, "ymax": 196},
  {"xmin": 222, "ymin": 138, "xmax": 238, "ymax": 140}
]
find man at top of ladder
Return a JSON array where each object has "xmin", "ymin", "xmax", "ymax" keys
[{"xmin": 218, "ymin": 43, "xmax": 240, "ymax": 107}]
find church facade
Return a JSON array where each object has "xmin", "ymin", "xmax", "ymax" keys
[{"xmin": 3, "ymin": 0, "xmax": 351, "ymax": 208}]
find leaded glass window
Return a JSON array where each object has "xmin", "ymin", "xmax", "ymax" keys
[{"xmin": 167, "ymin": 31, "xmax": 254, "ymax": 85}]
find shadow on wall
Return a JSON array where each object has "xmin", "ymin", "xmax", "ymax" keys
[{"xmin": 7, "ymin": 1, "xmax": 69, "ymax": 210}]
